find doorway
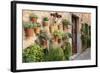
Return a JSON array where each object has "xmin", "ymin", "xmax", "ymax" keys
[{"xmin": 72, "ymin": 14, "xmax": 79, "ymax": 55}]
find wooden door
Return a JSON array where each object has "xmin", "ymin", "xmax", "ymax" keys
[{"xmin": 72, "ymin": 15, "xmax": 79, "ymax": 54}]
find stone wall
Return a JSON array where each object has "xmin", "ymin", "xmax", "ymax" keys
[{"xmin": 22, "ymin": 10, "xmax": 91, "ymax": 52}]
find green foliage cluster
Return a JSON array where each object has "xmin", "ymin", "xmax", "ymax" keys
[
  {"xmin": 62, "ymin": 32, "xmax": 72, "ymax": 40},
  {"xmin": 63, "ymin": 42, "xmax": 72, "ymax": 60},
  {"xmin": 81, "ymin": 23, "xmax": 91, "ymax": 50},
  {"xmin": 23, "ymin": 22, "xmax": 34, "ymax": 29},
  {"xmin": 23, "ymin": 41, "xmax": 72, "ymax": 62},
  {"xmin": 43, "ymin": 17, "xmax": 49, "ymax": 21},
  {"xmin": 23, "ymin": 22, "xmax": 41, "ymax": 29},
  {"xmin": 30, "ymin": 14, "xmax": 38, "ymax": 19},
  {"xmin": 22, "ymin": 44, "xmax": 44, "ymax": 62},
  {"xmin": 62, "ymin": 19, "xmax": 71, "ymax": 28},
  {"xmin": 45, "ymin": 47, "xmax": 65, "ymax": 61},
  {"xmin": 53, "ymin": 30, "xmax": 64, "ymax": 38}
]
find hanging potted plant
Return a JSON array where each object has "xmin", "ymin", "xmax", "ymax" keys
[
  {"xmin": 62, "ymin": 32, "xmax": 72, "ymax": 43},
  {"xmin": 24, "ymin": 22, "xmax": 34, "ymax": 37},
  {"xmin": 30, "ymin": 14, "xmax": 38, "ymax": 23},
  {"xmin": 33, "ymin": 23, "xmax": 41, "ymax": 35},
  {"xmin": 43, "ymin": 17, "xmax": 49, "ymax": 26},
  {"xmin": 62, "ymin": 19, "xmax": 71, "ymax": 32},
  {"xmin": 53, "ymin": 30, "xmax": 63, "ymax": 43}
]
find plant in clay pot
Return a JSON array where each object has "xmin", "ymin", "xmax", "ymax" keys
[
  {"xmin": 62, "ymin": 32, "xmax": 72, "ymax": 42},
  {"xmin": 53, "ymin": 30, "xmax": 63, "ymax": 43},
  {"xmin": 38, "ymin": 30, "xmax": 49, "ymax": 49},
  {"xmin": 30, "ymin": 14, "xmax": 38, "ymax": 23},
  {"xmin": 43, "ymin": 17, "xmax": 49, "ymax": 26},
  {"xmin": 33, "ymin": 23, "xmax": 41, "ymax": 35},
  {"xmin": 24, "ymin": 22, "xmax": 34, "ymax": 37},
  {"xmin": 62, "ymin": 19, "xmax": 71, "ymax": 32}
]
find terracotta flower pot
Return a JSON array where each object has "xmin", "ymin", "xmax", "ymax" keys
[
  {"xmin": 42, "ymin": 40, "xmax": 48, "ymax": 49},
  {"xmin": 63, "ymin": 26, "xmax": 68, "ymax": 32},
  {"xmin": 43, "ymin": 21, "xmax": 48, "ymax": 26},
  {"xmin": 30, "ymin": 17, "xmax": 37, "ymax": 23},
  {"xmin": 24, "ymin": 28, "xmax": 34, "ymax": 37},
  {"xmin": 34, "ymin": 27, "xmax": 40, "ymax": 35},
  {"xmin": 54, "ymin": 35, "xmax": 58, "ymax": 42},
  {"xmin": 58, "ymin": 38, "xmax": 62, "ymax": 44}
]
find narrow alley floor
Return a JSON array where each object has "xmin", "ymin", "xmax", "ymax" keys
[{"xmin": 73, "ymin": 48, "xmax": 91, "ymax": 60}]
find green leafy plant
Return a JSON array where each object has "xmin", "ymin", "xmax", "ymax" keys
[
  {"xmin": 22, "ymin": 44, "xmax": 44, "ymax": 62},
  {"xmin": 62, "ymin": 19, "xmax": 71, "ymax": 29},
  {"xmin": 45, "ymin": 47, "xmax": 65, "ymax": 61},
  {"xmin": 87, "ymin": 25, "xmax": 91, "ymax": 48},
  {"xmin": 30, "ymin": 14, "xmax": 38, "ymax": 19},
  {"xmin": 29, "ymin": 14, "xmax": 38, "ymax": 23},
  {"xmin": 23, "ymin": 22, "xmax": 34, "ymax": 29},
  {"xmin": 39, "ymin": 30, "xmax": 50, "ymax": 40},
  {"xmin": 43, "ymin": 17, "xmax": 49, "ymax": 21},
  {"xmin": 32, "ymin": 23, "xmax": 38, "ymax": 28},
  {"xmin": 43, "ymin": 17, "xmax": 49, "ymax": 26},
  {"xmin": 37, "ymin": 23, "xmax": 41, "ymax": 27},
  {"xmin": 62, "ymin": 32, "xmax": 72, "ymax": 42},
  {"xmin": 23, "ymin": 22, "xmax": 35, "ymax": 37},
  {"xmin": 63, "ymin": 42, "xmax": 72, "ymax": 60},
  {"xmin": 81, "ymin": 23, "xmax": 91, "ymax": 50},
  {"xmin": 23, "ymin": 22, "xmax": 41, "ymax": 29},
  {"xmin": 53, "ymin": 30, "xmax": 63, "ymax": 39}
]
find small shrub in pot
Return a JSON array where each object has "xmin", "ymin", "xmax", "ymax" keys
[
  {"xmin": 30, "ymin": 14, "xmax": 38, "ymax": 23},
  {"xmin": 43, "ymin": 17, "xmax": 49, "ymax": 26},
  {"xmin": 24, "ymin": 22, "xmax": 34, "ymax": 37}
]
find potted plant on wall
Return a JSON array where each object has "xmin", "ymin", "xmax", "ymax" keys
[
  {"xmin": 53, "ymin": 30, "xmax": 63, "ymax": 44},
  {"xmin": 24, "ymin": 22, "xmax": 34, "ymax": 37},
  {"xmin": 62, "ymin": 32, "xmax": 72, "ymax": 42},
  {"xmin": 61, "ymin": 32, "xmax": 72, "ymax": 60},
  {"xmin": 43, "ymin": 17, "xmax": 49, "ymax": 26},
  {"xmin": 30, "ymin": 14, "xmax": 38, "ymax": 23},
  {"xmin": 38, "ymin": 30, "xmax": 49, "ymax": 49},
  {"xmin": 62, "ymin": 19, "xmax": 71, "ymax": 32},
  {"xmin": 33, "ymin": 23, "xmax": 41, "ymax": 35}
]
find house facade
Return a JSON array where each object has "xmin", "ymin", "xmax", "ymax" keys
[{"xmin": 22, "ymin": 10, "xmax": 91, "ymax": 59}]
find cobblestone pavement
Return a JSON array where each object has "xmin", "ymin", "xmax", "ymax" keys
[{"xmin": 73, "ymin": 48, "xmax": 91, "ymax": 60}]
